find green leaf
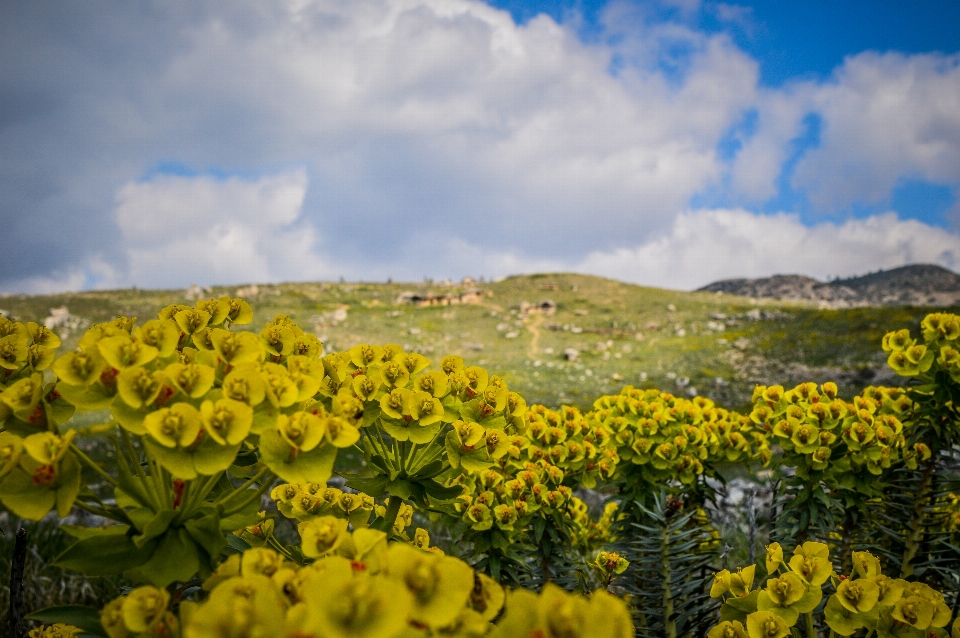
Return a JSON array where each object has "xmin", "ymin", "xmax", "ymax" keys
[
  {"xmin": 259, "ymin": 430, "xmax": 338, "ymax": 483},
  {"xmin": 218, "ymin": 495, "xmax": 261, "ymax": 532},
  {"xmin": 345, "ymin": 475, "xmax": 390, "ymax": 497},
  {"xmin": 533, "ymin": 516, "xmax": 546, "ymax": 543},
  {"xmin": 368, "ymin": 454, "xmax": 389, "ymax": 473},
  {"xmin": 420, "ymin": 479, "xmax": 462, "ymax": 502},
  {"xmin": 226, "ymin": 533, "xmax": 252, "ymax": 554},
  {"xmin": 55, "ymin": 534, "xmax": 158, "ymax": 576},
  {"xmin": 26, "ymin": 605, "xmax": 106, "ymax": 636},
  {"xmin": 441, "ymin": 395, "xmax": 460, "ymax": 423},
  {"xmin": 232, "ymin": 446, "xmax": 260, "ymax": 467},
  {"xmin": 184, "ymin": 509, "xmax": 227, "ymax": 559},
  {"xmin": 725, "ymin": 590, "xmax": 759, "ymax": 612},
  {"xmin": 114, "ymin": 448, "xmax": 154, "ymax": 509},
  {"xmin": 135, "ymin": 509, "xmax": 177, "ymax": 547},
  {"xmin": 56, "ymin": 382, "xmax": 114, "ymax": 411},
  {"xmin": 60, "ymin": 524, "xmax": 130, "ymax": 540},
  {"xmin": 127, "ymin": 528, "xmax": 201, "ymax": 588},
  {"xmin": 414, "ymin": 460, "xmax": 445, "ymax": 479},
  {"xmin": 386, "ymin": 478, "xmax": 414, "ymax": 500}
]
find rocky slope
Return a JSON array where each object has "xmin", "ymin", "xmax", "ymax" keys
[{"xmin": 698, "ymin": 264, "xmax": 960, "ymax": 307}]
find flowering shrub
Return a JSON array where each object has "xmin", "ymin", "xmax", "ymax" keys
[
  {"xmin": 5, "ymin": 299, "xmax": 960, "ymax": 638},
  {"xmin": 709, "ymin": 541, "xmax": 958, "ymax": 638},
  {"xmin": 2, "ymin": 299, "xmax": 633, "ymax": 637}
]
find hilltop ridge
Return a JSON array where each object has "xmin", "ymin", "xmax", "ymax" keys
[{"xmin": 698, "ymin": 264, "xmax": 960, "ymax": 307}]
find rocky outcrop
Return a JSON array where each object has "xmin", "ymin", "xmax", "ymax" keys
[{"xmin": 698, "ymin": 264, "xmax": 960, "ymax": 307}]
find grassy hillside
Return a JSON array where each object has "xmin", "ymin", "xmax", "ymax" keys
[{"xmin": 1, "ymin": 273, "xmax": 948, "ymax": 410}]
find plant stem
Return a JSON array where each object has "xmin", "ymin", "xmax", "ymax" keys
[
  {"xmin": 221, "ymin": 478, "xmax": 274, "ymax": 518},
  {"xmin": 10, "ymin": 527, "xmax": 27, "ymax": 638},
  {"xmin": 69, "ymin": 443, "xmax": 118, "ymax": 487},
  {"xmin": 662, "ymin": 518, "xmax": 676, "ymax": 638},
  {"xmin": 375, "ymin": 495, "xmax": 404, "ymax": 533},
  {"xmin": 804, "ymin": 612, "xmax": 815, "ymax": 638},
  {"xmin": 216, "ymin": 467, "xmax": 270, "ymax": 506},
  {"xmin": 900, "ymin": 456, "xmax": 935, "ymax": 577}
]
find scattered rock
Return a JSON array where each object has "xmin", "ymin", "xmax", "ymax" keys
[{"xmin": 564, "ymin": 348, "xmax": 579, "ymax": 361}]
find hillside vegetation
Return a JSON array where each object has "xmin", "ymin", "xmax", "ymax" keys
[{"xmin": 1, "ymin": 272, "xmax": 951, "ymax": 410}]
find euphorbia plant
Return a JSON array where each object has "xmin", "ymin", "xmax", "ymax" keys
[{"xmin": 709, "ymin": 541, "xmax": 958, "ymax": 638}]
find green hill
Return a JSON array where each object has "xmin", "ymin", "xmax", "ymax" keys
[{"xmin": 1, "ymin": 273, "xmax": 948, "ymax": 410}]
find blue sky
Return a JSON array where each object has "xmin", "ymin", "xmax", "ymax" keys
[
  {"xmin": 2, "ymin": 0, "xmax": 960, "ymax": 293},
  {"xmin": 493, "ymin": 1, "xmax": 960, "ymax": 84},
  {"xmin": 489, "ymin": 0, "xmax": 960, "ymax": 228}
]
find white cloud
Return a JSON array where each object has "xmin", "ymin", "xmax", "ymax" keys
[
  {"xmin": 578, "ymin": 209, "xmax": 960, "ymax": 290},
  {"xmin": 794, "ymin": 52, "xmax": 960, "ymax": 210},
  {"xmin": 110, "ymin": 170, "xmax": 331, "ymax": 289},
  {"xmin": 1, "ymin": 1, "xmax": 959, "ymax": 293}
]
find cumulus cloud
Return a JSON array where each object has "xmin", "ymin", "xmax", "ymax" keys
[
  {"xmin": 0, "ymin": 0, "xmax": 959, "ymax": 293},
  {"xmin": 112, "ymin": 170, "xmax": 330, "ymax": 290},
  {"xmin": 578, "ymin": 209, "xmax": 960, "ymax": 290},
  {"xmin": 793, "ymin": 52, "xmax": 960, "ymax": 210},
  {"xmin": 0, "ymin": 170, "xmax": 330, "ymax": 294}
]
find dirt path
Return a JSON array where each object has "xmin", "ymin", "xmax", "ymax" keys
[{"xmin": 526, "ymin": 314, "xmax": 544, "ymax": 357}]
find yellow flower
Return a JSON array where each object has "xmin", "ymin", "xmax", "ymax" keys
[
  {"xmin": 765, "ymin": 543, "xmax": 784, "ymax": 574},
  {"xmin": 711, "ymin": 569, "xmax": 731, "ymax": 598},
  {"xmin": 745, "ymin": 611, "xmax": 791, "ymax": 638},
  {"xmin": 0, "ymin": 334, "xmax": 28, "ymax": 370},
  {"xmin": 225, "ymin": 297, "xmax": 254, "ymax": 325},
  {"xmin": 98, "ymin": 334, "xmax": 158, "ymax": 369},
  {"xmin": 164, "ymin": 362, "xmax": 216, "ymax": 399},
  {"xmin": 99, "ymin": 596, "xmax": 129, "ymax": 638},
  {"xmin": 349, "ymin": 344, "xmax": 385, "ymax": 368},
  {"xmin": 143, "ymin": 403, "xmax": 202, "ymax": 448},
  {"xmin": 298, "ymin": 559, "xmax": 412, "ymax": 638},
  {"xmin": 133, "ymin": 319, "xmax": 180, "ymax": 358},
  {"xmin": 299, "ymin": 516, "xmax": 349, "ymax": 558},
  {"xmin": 200, "ymin": 398, "xmax": 253, "ymax": 445},
  {"xmin": 52, "ymin": 350, "xmax": 107, "ymax": 386},
  {"xmin": 384, "ymin": 542, "xmax": 475, "ymax": 628},
  {"xmin": 174, "ymin": 308, "xmax": 211, "ymax": 336},
  {"xmin": 788, "ymin": 541, "xmax": 834, "ymax": 586},
  {"xmin": 728, "ymin": 564, "xmax": 756, "ymax": 596},
  {"xmin": 277, "ymin": 412, "xmax": 324, "ymax": 452},
  {"xmin": 221, "ymin": 364, "xmax": 266, "ymax": 406},
  {"xmin": 209, "ymin": 330, "xmax": 263, "ymax": 365},
  {"xmin": 892, "ymin": 595, "xmax": 936, "ymax": 629},
  {"xmin": 240, "ymin": 547, "xmax": 284, "ymax": 577},
  {"xmin": 184, "ymin": 574, "xmax": 285, "ymax": 638},
  {"xmin": 116, "ymin": 367, "xmax": 164, "ymax": 409},
  {"xmin": 835, "ymin": 578, "xmax": 879, "ymax": 613},
  {"xmin": 708, "ymin": 621, "xmax": 748, "ymax": 638},
  {"xmin": 121, "ymin": 586, "xmax": 169, "ymax": 633},
  {"xmin": 469, "ymin": 573, "xmax": 505, "ymax": 622},
  {"xmin": 28, "ymin": 625, "xmax": 82, "ymax": 638},
  {"xmin": 851, "ymin": 551, "xmax": 881, "ymax": 578}
]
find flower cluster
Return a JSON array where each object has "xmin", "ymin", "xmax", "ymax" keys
[
  {"xmin": 589, "ymin": 386, "xmax": 766, "ymax": 489},
  {"xmin": 709, "ymin": 542, "xmax": 958, "ymax": 638},
  {"xmin": 38, "ymin": 524, "xmax": 633, "ymax": 638},
  {"xmin": 448, "ymin": 404, "xmax": 612, "ymax": 534},
  {"xmin": 750, "ymin": 383, "xmax": 923, "ymax": 490},
  {"xmin": 882, "ymin": 313, "xmax": 960, "ymax": 378}
]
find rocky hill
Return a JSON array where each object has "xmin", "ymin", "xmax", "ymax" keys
[{"xmin": 698, "ymin": 264, "xmax": 960, "ymax": 307}]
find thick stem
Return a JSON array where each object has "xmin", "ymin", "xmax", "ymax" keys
[
  {"xmin": 900, "ymin": 457, "xmax": 936, "ymax": 578},
  {"xmin": 375, "ymin": 495, "xmax": 404, "ymax": 533},
  {"xmin": 215, "ymin": 467, "xmax": 270, "ymax": 506},
  {"xmin": 840, "ymin": 508, "xmax": 854, "ymax": 577},
  {"xmin": 10, "ymin": 527, "xmax": 27, "ymax": 638},
  {"xmin": 662, "ymin": 521, "xmax": 676, "ymax": 638},
  {"xmin": 70, "ymin": 443, "xmax": 118, "ymax": 487},
  {"xmin": 804, "ymin": 611, "xmax": 815, "ymax": 638},
  {"xmin": 220, "ymin": 479, "xmax": 274, "ymax": 518}
]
